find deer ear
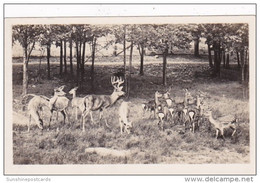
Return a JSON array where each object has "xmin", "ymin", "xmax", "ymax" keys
[
  {"xmin": 59, "ymin": 85, "xmax": 65, "ymax": 91},
  {"xmin": 75, "ymin": 86, "xmax": 79, "ymax": 90}
]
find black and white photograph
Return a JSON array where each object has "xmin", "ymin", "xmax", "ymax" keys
[{"xmin": 3, "ymin": 4, "xmax": 256, "ymax": 175}]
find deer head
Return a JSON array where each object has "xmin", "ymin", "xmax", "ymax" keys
[
  {"xmin": 54, "ymin": 85, "xmax": 66, "ymax": 96},
  {"xmin": 111, "ymin": 76, "xmax": 125, "ymax": 97},
  {"xmin": 69, "ymin": 87, "xmax": 79, "ymax": 95}
]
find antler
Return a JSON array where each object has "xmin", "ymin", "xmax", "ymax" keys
[{"xmin": 111, "ymin": 76, "xmax": 124, "ymax": 90}]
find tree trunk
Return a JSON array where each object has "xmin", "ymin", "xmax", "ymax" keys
[
  {"xmin": 22, "ymin": 40, "xmax": 35, "ymax": 96},
  {"xmin": 64, "ymin": 40, "xmax": 67, "ymax": 75},
  {"xmin": 213, "ymin": 43, "xmax": 221, "ymax": 77},
  {"xmin": 194, "ymin": 37, "xmax": 199, "ymax": 57},
  {"xmin": 22, "ymin": 50, "xmax": 28, "ymax": 95},
  {"xmin": 81, "ymin": 40, "xmax": 86, "ymax": 84},
  {"xmin": 226, "ymin": 53, "xmax": 230, "ymax": 68},
  {"xmin": 113, "ymin": 44, "xmax": 117, "ymax": 56},
  {"xmin": 59, "ymin": 40, "xmax": 63, "ymax": 76},
  {"xmin": 222, "ymin": 51, "xmax": 226, "ymax": 68},
  {"xmin": 127, "ymin": 42, "xmax": 133, "ymax": 98},
  {"xmin": 47, "ymin": 43, "xmax": 51, "ymax": 79},
  {"xmin": 139, "ymin": 44, "xmax": 144, "ymax": 76},
  {"xmin": 163, "ymin": 48, "xmax": 168, "ymax": 86},
  {"xmin": 236, "ymin": 51, "xmax": 241, "ymax": 68},
  {"xmin": 91, "ymin": 37, "xmax": 96, "ymax": 92},
  {"xmin": 123, "ymin": 26, "xmax": 127, "ymax": 91},
  {"xmin": 76, "ymin": 40, "xmax": 80, "ymax": 85},
  {"xmin": 207, "ymin": 43, "xmax": 213, "ymax": 68},
  {"xmin": 69, "ymin": 37, "xmax": 73, "ymax": 76},
  {"xmin": 240, "ymin": 49, "xmax": 245, "ymax": 83}
]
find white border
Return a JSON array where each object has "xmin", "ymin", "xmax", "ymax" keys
[{"xmin": 4, "ymin": 4, "xmax": 256, "ymax": 17}]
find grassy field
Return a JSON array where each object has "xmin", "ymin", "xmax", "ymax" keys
[{"xmin": 12, "ymin": 55, "xmax": 250, "ymax": 164}]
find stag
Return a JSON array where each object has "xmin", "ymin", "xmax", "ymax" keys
[{"xmin": 81, "ymin": 76, "xmax": 125, "ymax": 132}]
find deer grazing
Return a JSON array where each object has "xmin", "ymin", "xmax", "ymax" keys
[
  {"xmin": 81, "ymin": 76, "xmax": 125, "ymax": 132},
  {"xmin": 23, "ymin": 94, "xmax": 50, "ymax": 132},
  {"xmin": 204, "ymin": 110, "xmax": 237, "ymax": 139},
  {"xmin": 119, "ymin": 101, "xmax": 132, "ymax": 134},
  {"xmin": 49, "ymin": 85, "xmax": 70, "ymax": 125},
  {"xmin": 69, "ymin": 87, "xmax": 85, "ymax": 121}
]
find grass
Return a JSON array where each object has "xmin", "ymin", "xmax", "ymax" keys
[{"xmin": 12, "ymin": 55, "xmax": 250, "ymax": 164}]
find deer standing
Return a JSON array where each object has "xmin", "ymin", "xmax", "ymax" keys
[
  {"xmin": 49, "ymin": 86, "xmax": 70, "ymax": 126},
  {"xmin": 204, "ymin": 110, "xmax": 237, "ymax": 139},
  {"xmin": 163, "ymin": 90, "xmax": 175, "ymax": 120},
  {"xmin": 119, "ymin": 101, "xmax": 132, "ymax": 134},
  {"xmin": 172, "ymin": 89, "xmax": 191, "ymax": 124},
  {"xmin": 142, "ymin": 91, "xmax": 163, "ymax": 118},
  {"xmin": 184, "ymin": 94, "xmax": 203, "ymax": 133},
  {"xmin": 69, "ymin": 87, "xmax": 85, "ymax": 121},
  {"xmin": 81, "ymin": 76, "xmax": 125, "ymax": 132}
]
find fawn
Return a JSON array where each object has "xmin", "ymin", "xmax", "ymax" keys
[{"xmin": 69, "ymin": 87, "xmax": 85, "ymax": 121}]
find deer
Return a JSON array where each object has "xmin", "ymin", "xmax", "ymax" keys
[
  {"xmin": 172, "ymin": 89, "xmax": 191, "ymax": 124},
  {"xmin": 185, "ymin": 93, "xmax": 205, "ymax": 133},
  {"xmin": 81, "ymin": 76, "xmax": 125, "ymax": 132},
  {"xmin": 141, "ymin": 91, "xmax": 163, "ymax": 118},
  {"xmin": 22, "ymin": 94, "xmax": 50, "ymax": 132},
  {"xmin": 49, "ymin": 85, "xmax": 70, "ymax": 126},
  {"xmin": 204, "ymin": 110, "xmax": 237, "ymax": 139},
  {"xmin": 163, "ymin": 90, "xmax": 176, "ymax": 120},
  {"xmin": 156, "ymin": 104, "xmax": 166, "ymax": 130},
  {"xmin": 119, "ymin": 101, "xmax": 132, "ymax": 134},
  {"xmin": 69, "ymin": 87, "xmax": 85, "ymax": 121}
]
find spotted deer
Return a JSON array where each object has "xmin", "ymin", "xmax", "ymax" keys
[{"xmin": 81, "ymin": 76, "xmax": 125, "ymax": 132}]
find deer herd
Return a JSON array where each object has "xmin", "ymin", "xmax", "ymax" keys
[{"xmin": 22, "ymin": 75, "xmax": 238, "ymax": 140}]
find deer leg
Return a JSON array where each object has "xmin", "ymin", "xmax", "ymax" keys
[
  {"xmin": 119, "ymin": 118, "xmax": 123, "ymax": 134},
  {"xmin": 64, "ymin": 109, "xmax": 69, "ymax": 124},
  {"xmin": 60, "ymin": 110, "xmax": 66, "ymax": 124},
  {"xmin": 56, "ymin": 111, "xmax": 59, "ymax": 121},
  {"xmin": 75, "ymin": 107, "xmax": 78, "ymax": 120},
  {"xmin": 36, "ymin": 111, "xmax": 43, "ymax": 130},
  {"xmin": 99, "ymin": 109, "xmax": 103, "ymax": 120},
  {"xmin": 220, "ymin": 129, "xmax": 225, "ymax": 140},
  {"xmin": 28, "ymin": 114, "xmax": 31, "ymax": 132},
  {"xmin": 89, "ymin": 111, "xmax": 95, "ymax": 124},
  {"xmin": 216, "ymin": 129, "xmax": 219, "ymax": 139},
  {"xmin": 82, "ymin": 110, "xmax": 90, "ymax": 132},
  {"xmin": 49, "ymin": 110, "xmax": 53, "ymax": 128},
  {"xmin": 231, "ymin": 128, "xmax": 236, "ymax": 136}
]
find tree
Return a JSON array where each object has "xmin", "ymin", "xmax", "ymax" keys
[
  {"xmin": 202, "ymin": 24, "xmax": 227, "ymax": 77},
  {"xmin": 12, "ymin": 25, "xmax": 42, "ymax": 95},
  {"xmin": 148, "ymin": 24, "xmax": 192, "ymax": 85},
  {"xmin": 191, "ymin": 24, "xmax": 203, "ymax": 57},
  {"xmin": 131, "ymin": 25, "xmax": 152, "ymax": 76},
  {"xmin": 52, "ymin": 25, "xmax": 71, "ymax": 76},
  {"xmin": 88, "ymin": 25, "xmax": 110, "ymax": 92},
  {"xmin": 39, "ymin": 25, "xmax": 56, "ymax": 80}
]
